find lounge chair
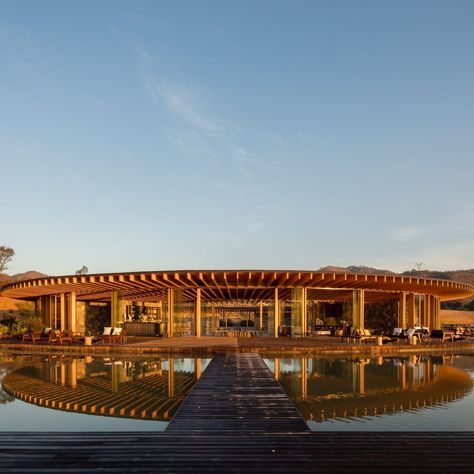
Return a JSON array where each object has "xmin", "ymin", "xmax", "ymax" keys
[
  {"xmin": 47, "ymin": 330, "xmax": 63, "ymax": 344},
  {"xmin": 61, "ymin": 329, "xmax": 83, "ymax": 344},
  {"xmin": 21, "ymin": 330, "xmax": 46, "ymax": 343},
  {"xmin": 100, "ymin": 327, "xmax": 126, "ymax": 344},
  {"xmin": 345, "ymin": 329, "xmax": 377, "ymax": 344}
]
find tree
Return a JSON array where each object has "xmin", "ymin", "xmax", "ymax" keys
[
  {"xmin": 75, "ymin": 265, "xmax": 88, "ymax": 275},
  {"xmin": 0, "ymin": 246, "xmax": 14, "ymax": 274}
]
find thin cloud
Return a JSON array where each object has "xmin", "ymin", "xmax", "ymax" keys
[
  {"xmin": 388, "ymin": 226, "xmax": 423, "ymax": 242},
  {"xmin": 143, "ymin": 72, "xmax": 218, "ymax": 134},
  {"xmin": 138, "ymin": 49, "xmax": 289, "ymax": 181},
  {"xmin": 232, "ymin": 147, "xmax": 257, "ymax": 177}
]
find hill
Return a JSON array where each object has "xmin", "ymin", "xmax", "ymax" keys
[
  {"xmin": 441, "ymin": 310, "xmax": 474, "ymax": 325},
  {"xmin": 318, "ymin": 265, "xmax": 396, "ymax": 276},
  {"xmin": 401, "ymin": 269, "xmax": 474, "ymax": 286},
  {"xmin": 0, "ymin": 271, "xmax": 47, "ymax": 318},
  {"xmin": 0, "ymin": 271, "xmax": 47, "ymax": 285}
]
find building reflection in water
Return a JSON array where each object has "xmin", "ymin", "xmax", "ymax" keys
[
  {"xmin": 3, "ymin": 356, "xmax": 210, "ymax": 422},
  {"xmin": 265, "ymin": 355, "xmax": 473, "ymax": 422}
]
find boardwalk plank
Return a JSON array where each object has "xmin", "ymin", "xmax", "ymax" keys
[{"xmin": 167, "ymin": 352, "xmax": 309, "ymax": 433}]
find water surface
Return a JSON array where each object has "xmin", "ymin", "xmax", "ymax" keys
[
  {"xmin": 1, "ymin": 353, "xmax": 474, "ymax": 431},
  {"xmin": 0, "ymin": 355, "xmax": 209, "ymax": 431},
  {"xmin": 264, "ymin": 354, "xmax": 474, "ymax": 431}
]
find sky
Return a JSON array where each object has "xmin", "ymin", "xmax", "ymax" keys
[{"xmin": 1, "ymin": 0, "xmax": 473, "ymax": 276}]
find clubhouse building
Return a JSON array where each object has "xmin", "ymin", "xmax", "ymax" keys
[{"xmin": 1, "ymin": 270, "xmax": 473, "ymax": 337}]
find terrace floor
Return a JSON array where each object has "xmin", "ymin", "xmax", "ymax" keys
[{"xmin": 2, "ymin": 334, "xmax": 474, "ymax": 356}]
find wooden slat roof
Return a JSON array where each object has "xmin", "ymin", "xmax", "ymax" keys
[
  {"xmin": 1, "ymin": 270, "xmax": 473, "ymax": 302},
  {"xmin": 3, "ymin": 367, "xmax": 195, "ymax": 422}
]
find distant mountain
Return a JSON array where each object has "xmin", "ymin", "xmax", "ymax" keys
[
  {"xmin": 402, "ymin": 269, "xmax": 474, "ymax": 286},
  {"xmin": 0, "ymin": 271, "xmax": 48, "ymax": 286},
  {"xmin": 318, "ymin": 265, "xmax": 396, "ymax": 276},
  {"xmin": 11, "ymin": 271, "xmax": 47, "ymax": 282},
  {"xmin": 317, "ymin": 266, "xmax": 474, "ymax": 285},
  {"xmin": 317, "ymin": 266, "xmax": 474, "ymax": 310}
]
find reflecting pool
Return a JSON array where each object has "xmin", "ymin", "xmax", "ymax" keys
[
  {"xmin": 0, "ymin": 354, "xmax": 210, "ymax": 431},
  {"xmin": 264, "ymin": 354, "xmax": 474, "ymax": 430},
  {"xmin": 1, "ymin": 353, "xmax": 474, "ymax": 431}
]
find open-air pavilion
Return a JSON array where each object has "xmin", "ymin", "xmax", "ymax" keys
[{"xmin": 1, "ymin": 270, "xmax": 473, "ymax": 338}]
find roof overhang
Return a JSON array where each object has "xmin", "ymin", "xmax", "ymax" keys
[{"xmin": 1, "ymin": 270, "xmax": 473, "ymax": 303}]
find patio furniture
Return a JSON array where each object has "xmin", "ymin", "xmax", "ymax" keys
[
  {"xmin": 405, "ymin": 327, "xmax": 430, "ymax": 344},
  {"xmin": 344, "ymin": 329, "xmax": 377, "ymax": 344},
  {"xmin": 430, "ymin": 329, "xmax": 455, "ymax": 343},
  {"xmin": 21, "ymin": 330, "xmax": 46, "ymax": 343},
  {"xmin": 100, "ymin": 327, "xmax": 126, "ymax": 344}
]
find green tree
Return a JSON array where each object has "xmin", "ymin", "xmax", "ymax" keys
[
  {"xmin": 75, "ymin": 265, "xmax": 88, "ymax": 275},
  {"xmin": 0, "ymin": 246, "xmax": 14, "ymax": 274}
]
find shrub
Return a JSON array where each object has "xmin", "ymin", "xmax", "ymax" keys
[
  {"xmin": 22, "ymin": 315, "xmax": 43, "ymax": 332},
  {"xmin": 0, "ymin": 317, "xmax": 16, "ymax": 331},
  {"xmin": 11, "ymin": 321, "xmax": 26, "ymax": 335},
  {"xmin": 17, "ymin": 303, "xmax": 35, "ymax": 319},
  {"xmin": 0, "ymin": 324, "xmax": 9, "ymax": 335}
]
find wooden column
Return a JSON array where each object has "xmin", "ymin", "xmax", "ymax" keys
[
  {"xmin": 168, "ymin": 358, "xmax": 174, "ymax": 398},
  {"xmin": 352, "ymin": 289, "xmax": 365, "ymax": 330},
  {"xmin": 195, "ymin": 288, "xmax": 201, "ymax": 338},
  {"xmin": 68, "ymin": 359, "xmax": 77, "ymax": 389},
  {"xmin": 111, "ymin": 291, "xmax": 120, "ymax": 327},
  {"xmin": 301, "ymin": 358, "xmax": 308, "ymax": 400},
  {"xmin": 195, "ymin": 358, "xmax": 202, "ymax": 381},
  {"xmin": 259, "ymin": 301, "xmax": 263, "ymax": 336},
  {"xmin": 68, "ymin": 292, "xmax": 77, "ymax": 333},
  {"xmin": 407, "ymin": 293, "xmax": 416, "ymax": 327},
  {"xmin": 417, "ymin": 294, "xmax": 423, "ymax": 327},
  {"xmin": 424, "ymin": 294, "xmax": 430, "ymax": 328},
  {"xmin": 274, "ymin": 288, "xmax": 279, "ymax": 338},
  {"xmin": 111, "ymin": 363, "xmax": 121, "ymax": 394},
  {"xmin": 431, "ymin": 295, "xmax": 441, "ymax": 330},
  {"xmin": 352, "ymin": 362, "xmax": 365, "ymax": 394},
  {"xmin": 398, "ymin": 292, "xmax": 407, "ymax": 328},
  {"xmin": 274, "ymin": 358, "xmax": 280, "ymax": 381},
  {"xmin": 53, "ymin": 295, "xmax": 58, "ymax": 329},
  {"xmin": 168, "ymin": 288, "xmax": 174, "ymax": 338},
  {"xmin": 400, "ymin": 363, "xmax": 407, "ymax": 390},
  {"xmin": 60, "ymin": 363, "xmax": 66, "ymax": 387},
  {"xmin": 302, "ymin": 288, "xmax": 308, "ymax": 338},
  {"xmin": 59, "ymin": 294, "xmax": 66, "ymax": 331},
  {"xmin": 359, "ymin": 364, "xmax": 365, "ymax": 395},
  {"xmin": 436, "ymin": 296, "xmax": 441, "ymax": 329}
]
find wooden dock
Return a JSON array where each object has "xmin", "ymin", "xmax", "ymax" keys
[
  {"xmin": 167, "ymin": 352, "xmax": 309, "ymax": 433},
  {"xmin": 1, "ymin": 353, "xmax": 474, "ymax": 472},
  {"xmin": 1, "ymin": 432, "xmax": 474, "ymax": 473}
]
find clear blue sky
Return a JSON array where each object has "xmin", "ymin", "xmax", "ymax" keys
[{"xmin": 1, "ymin": 0, "xmax": 473, "ymax": 275}]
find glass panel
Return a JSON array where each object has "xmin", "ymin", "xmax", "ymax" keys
[
  {"xmin": 173, "ymin": 289, "xmax": 195, "ymax": 336},
  {"xmin": 280, "ymin": 289, "xmax": 304, "ymax": 337}
]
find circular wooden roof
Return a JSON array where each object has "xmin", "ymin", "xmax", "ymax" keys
[
  {"xmin": 1, "ymin": 270, "xmax": 473, "ymax": 302},
  {"xmin": 2, "ymin": 363, "xmax": 196, "ymax": 422}
]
